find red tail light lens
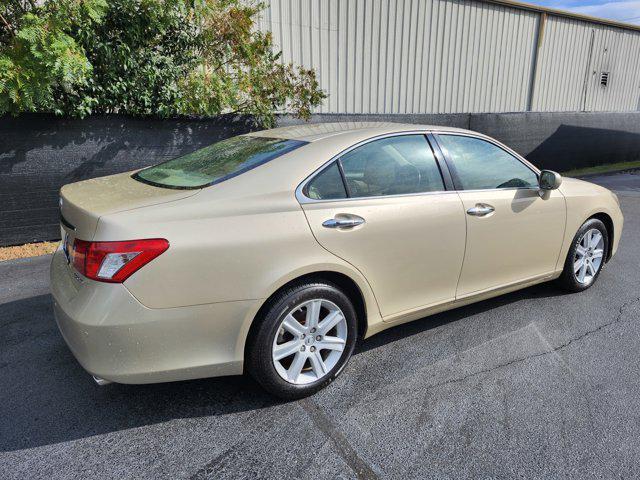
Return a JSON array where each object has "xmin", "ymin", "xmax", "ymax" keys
[{"xmin": 70, "ymin": 239, "xmax": 169, "ymax": 283}]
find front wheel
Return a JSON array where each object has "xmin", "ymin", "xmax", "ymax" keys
[
  {"xmin": 557, "ymin": 218, "xmax": 609, "ymax": 292},
  {"xmin": 246, "ymin": 281, "xmax": 358, "ymax": 399}
]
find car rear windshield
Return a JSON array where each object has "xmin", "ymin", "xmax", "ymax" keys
[{"xmin": 133, "ymin": 136, "xmax": 307, "ymax": 189}]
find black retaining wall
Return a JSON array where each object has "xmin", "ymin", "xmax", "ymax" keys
[{"xmin": 1, "ymin": 111, "xmax": 639, "ymax": 246}]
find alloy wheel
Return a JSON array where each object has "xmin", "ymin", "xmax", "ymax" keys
[
  {"xmin": 574, "ymin": 228, "xmax": 605, "ymax": 285},
  {"xmin": 272, "ymin": 299, "xmax": 347, "ymax": 385}
]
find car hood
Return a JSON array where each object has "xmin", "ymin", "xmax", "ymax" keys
[{"xmin": 560, "ymin": 176, "xmax": 614, "ymax": 195}]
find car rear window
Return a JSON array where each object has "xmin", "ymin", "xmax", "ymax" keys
[{"xmin": 133, "ymin": 135, "xmax": 307, "ymax": 189}]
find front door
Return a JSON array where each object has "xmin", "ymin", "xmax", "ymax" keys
[
  {"xmin": 300, "ymin": 134, "xmax": 466, "ymax": 318},
  {"xmin": 435, "ymin": 133, "xmax": 566, "ymax": 297}
]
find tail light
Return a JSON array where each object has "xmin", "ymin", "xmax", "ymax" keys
[{"xmin": 70, "ymin": 239, "xmax": 169, "ymax": 283}]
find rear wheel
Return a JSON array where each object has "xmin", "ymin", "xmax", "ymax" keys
[
  {"xmin": 246, "ymin": 281, "xmax": 357, "ymax": 399},
  {"xmin": 558, "ymin": 218, "xmax": 608, "ymax": 292}
]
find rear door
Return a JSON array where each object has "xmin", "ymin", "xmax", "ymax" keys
[
  {"xmin": 435, "ymin": 133, "xmax": 566, "ymax": 297},
  {"xmin": 299, "ymin": 134, "xmax": 466, "ymax": 318}
]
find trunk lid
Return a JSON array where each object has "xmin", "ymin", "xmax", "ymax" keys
[{"xmin": 59, "ymin": 171, "xmax": 198, "ymax": 240}]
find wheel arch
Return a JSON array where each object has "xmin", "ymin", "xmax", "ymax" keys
[
  {"xmin": 242, "ymin": 270, "xmax": 372, "ymax": 368},
  {"xmin": 589, "ymin": 212, "xmax": 614, "ymax": 261}
]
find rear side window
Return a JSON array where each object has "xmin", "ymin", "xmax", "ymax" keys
[
  {"xmin": 437, "ymin": 135, "xmax": 538, "ymax": 190},
  {"xmin": 134, "ymin": 136, "xmax": 306, "ymax": 189},
  {"xmin": 306, "ymin": 162, "xmax": 348, "ymax": 200},
  {"xmin": 339, "ymin": 135, "xmax": 444, "ymax": 197},
  {"xmin": 304, "ymin": 134, "xmax": 445, "ymax": 201}
]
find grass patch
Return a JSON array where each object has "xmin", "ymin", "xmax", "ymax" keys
[
  {"xmin": 0, "ymin": 241, "xmax": 59, "ymax": 262},
  {"xmin": 562, "ymin": 161, "xmax": 640, "ymax": 177}
]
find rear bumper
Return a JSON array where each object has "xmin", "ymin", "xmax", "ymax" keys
[{"xmin": 50, "ymin": 249, "xmax": 258, "ymax": 384}]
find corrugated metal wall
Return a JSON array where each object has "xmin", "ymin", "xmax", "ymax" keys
[
  {"xmin": 530, "ymin": 16, "xmax": 595, "ymax": 111},
  {"xmin": 258, "ymin": 0, "xmax": 640, "ymax": 114},
  {"xmin": 532, "ymin": 16, "xmax": 640, "ymax": 111},
  {"xmin": 585, "ymin": 25, "xmax": 640, "ymax": 111}
]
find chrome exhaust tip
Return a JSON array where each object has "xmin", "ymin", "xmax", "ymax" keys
[{"xmin": 92, "ymin": 375, "xmax": 112, "ymax": 386}]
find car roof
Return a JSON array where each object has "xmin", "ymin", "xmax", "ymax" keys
[{"xmin": 246, "ymin": 121, "xmax": 473, "ymax": 143}]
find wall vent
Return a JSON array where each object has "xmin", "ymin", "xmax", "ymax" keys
[{"xmin": 600, "ymin": 72, "xmax": 610, "ymax": 87}]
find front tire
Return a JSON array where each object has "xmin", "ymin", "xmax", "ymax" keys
[
  {"xmin": 557, "ymin": 218, "xmax": 608, "ymax": 292},
  {"xmin": 246, "ymin": 281, "xmax": 358, "ymax": 399}
]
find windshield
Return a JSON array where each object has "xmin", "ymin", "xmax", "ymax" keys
[{"xmin": 133, "ymin": 136, "xmax": 307, "ymax": 189}]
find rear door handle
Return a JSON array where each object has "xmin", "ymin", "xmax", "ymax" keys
[
  {"xmin": 322, "ymin": 215, "xmax": 365, "ymax": 229},
  {"xmin": 466, "ymin": 203, "xmax": 495, "ymax": 217}
]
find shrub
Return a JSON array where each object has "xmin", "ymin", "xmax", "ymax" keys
[{"xmin": 0, "ymin": 0, "xmax": 326, "ymax": 126}]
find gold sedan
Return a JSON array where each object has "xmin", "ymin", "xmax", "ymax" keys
[{"xmin": 51, "ymin": 123, "xmax": 623, "ymax": 398}]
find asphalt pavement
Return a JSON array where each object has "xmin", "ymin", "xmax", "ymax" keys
[{"xmin": 1, "ymin": 171, "xmax": 639, "ymax": 479}]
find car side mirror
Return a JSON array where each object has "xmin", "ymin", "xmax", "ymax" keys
[{"xmin": 539, "ymin": 170, "xmax": 562, "ymax": 190}]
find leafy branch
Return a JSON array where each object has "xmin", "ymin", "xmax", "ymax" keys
[{"xmin": 0, "ymin": 0, "xmax": 326, "ymax": 126}]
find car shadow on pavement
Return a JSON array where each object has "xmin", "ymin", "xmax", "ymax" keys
[
  {"xmin": 0, "ymin": 294, "xmax": 281, "ymax": 453},
  {"xmin": 356, "ymin": 281, "xmax": 566, "ymax": 354},
  {"xmin": 0, "ymin": 282, "xmax": 567, "ymax": 453}
]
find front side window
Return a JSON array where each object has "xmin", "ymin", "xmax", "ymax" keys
[
  {"xmin": 437, "ymin": 135, "xmax": 538, "ymax": 190},
  {"xmin": 339, "ymin": 135, "xmax": 444, "ymax": 197},
  {"xmin": 134, "ymin": 136, "xmax": 306, "ymax": 189}
]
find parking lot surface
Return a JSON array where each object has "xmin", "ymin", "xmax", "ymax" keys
[{"xmin": 1, "ymin": 172, "xmax": 639, "ymax": 479}]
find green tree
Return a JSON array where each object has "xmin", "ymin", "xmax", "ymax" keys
[
  {"xmin": 0, "ymin": 0, "xmax": 326, "ymax": 126},
  {"xmin": 0, "ymin": 0, "xmax": 107, "ymax": 116}
]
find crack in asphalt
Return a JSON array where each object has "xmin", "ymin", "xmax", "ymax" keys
[
  {"xmin": 300, "ymin": 398, "xmax": 379, "ymax": 480},
  {"xmin": 189, "ymin": 441, "xmax": 247, "ymax": 480},
  {"xmin": 187, "ymin": 396, "xmax": 379, "ymax": 479},
  {"xmin": 187, "ymin": 396, "xmax": 281, "ymax": 480},
  {"xmin": 423, "ymin": 296, "xmax": 640, "ymax": 393}
]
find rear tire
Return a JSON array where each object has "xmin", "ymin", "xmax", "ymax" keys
[
  {"xmin": 246, "ymin": 281, "xmax": 357, "ymax": 399},
  {"xmin": 557, "ymin": 218, "xmax": 608, "ymax": 292}
]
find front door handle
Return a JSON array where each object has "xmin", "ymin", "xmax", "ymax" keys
[
  {"xmin": 322, "ymin": 215, "xmax": 365, "ymax": 229},
  {"xmin": 466, "ymin": 203, "xmax": 495, "ymax": 217}
]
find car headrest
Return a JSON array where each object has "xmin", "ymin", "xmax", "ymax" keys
[{"xmin": 362, "ymin": 152, "xmax": 396, "ymax": 192}]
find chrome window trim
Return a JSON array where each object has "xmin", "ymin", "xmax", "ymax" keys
[
  {"xmin": 456, "ymin": 186, "xmax": 541, "ymax": 194},
  {"xmin": 296, "ymin": 130, "xmax": 449, "ymax": 205},
  {"xmin": 298, "ymin": 189, "xmax": 461, "ymax": 205},
  {"xmin": 298, "ymin": 186, "xmax": 541, "ymax": 205},
  {"xmin": 295, "ymin": 130, "xmax": 543, "ymax": 205}
]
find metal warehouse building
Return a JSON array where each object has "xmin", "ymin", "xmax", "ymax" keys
[
  {"xmin": 4, "ymin": 0, "xmax": 640, "ymax": 248},
  {"xmin": 258, "ymin": 0, "xmax": 640, "ymax": 114}
]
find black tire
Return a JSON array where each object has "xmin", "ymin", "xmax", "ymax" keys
[
  {"xmin": 557, "ymin": 218, "xmax": 609, "ymax": 292},
  {"xmin": 246, "ymin": 280, "xmax": 358, "ymax": 399}
]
